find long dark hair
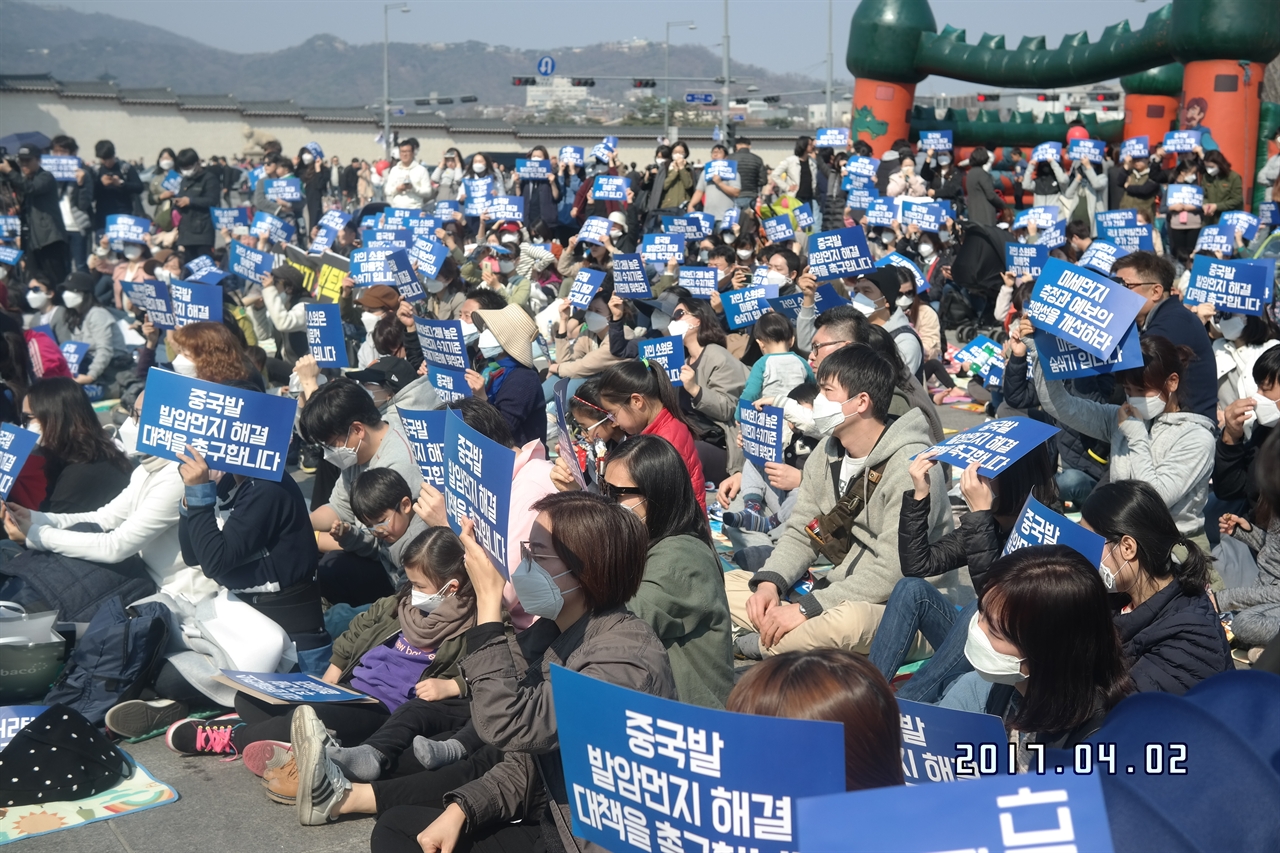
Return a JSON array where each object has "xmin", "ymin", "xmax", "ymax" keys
[
  {"xmin": 676, "ymin": 298, "xmax": 727, "ymax": 348},
  {"xmin": 604, "ymin": 435, "xmax": 712, "ymax": 550},
  {"xmin": 27, "ymin": 377, "xmax": 132, "ymax": 474},
  {"xmin": 1116, "ymin": 334, "xmax": 1193, "ymax": 410},
  {"xmin": 397, "ymin": 526, "xmax": 473, "ymax": 605},
  {"xmin": 991, "ymin": 442, "xmax": 1058, "ymax": 518},
  {"xmin": 981, "ymin": 545, "xmax": 1133, "ymax": 735},
  {"xmin": 597, "ymin": 360, "xmax": 689, "ymax": 430},
  {"xmin": 1081, "ymin": 480, "xmax": 1211, "ymax": 595}
]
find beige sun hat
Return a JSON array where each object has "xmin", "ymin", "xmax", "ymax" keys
[{"xmin": 474, "ymin": 303, "xmax": 537, "ymax": 369}]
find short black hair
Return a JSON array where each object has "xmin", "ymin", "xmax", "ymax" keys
[
  {"xmin": 351, "ymin": 467, "xmax": 413, "ymax": 524},
  {"xmin": 175, "ymin": 148, "xmax": 200, "ymax": 170},
  {"xmin": 463, "ymin": 287, "xmax": 507, "ymax": 312},
  {"xmin": 736, "ymin": 137, "xmax": 752, "ymax": 146},
  {"xmin": 1254, "ymin": 345, "xmax": 1280, "ymax": 389},
  {"xmin": 816, "ymin": 343, "xmax": 894, "ymax": 422},
  {"xmin": 708, "ymin": 245, "xmax": 734, "ymax": 264},
  {"xmin": 1065, "ymin": 220, "xmax": 1091, "ymax": 241},
  {"xmin": 447, "ymin": 397, "xmax": 515, "ymax": 449},
  {"xmin": 50, "ymin": 135, "xmax": 77, "ymax": 154},
  {"xmin": 95, "ymin": 139, "xmax": 115, "ymax": 159},
  {"xmin": 852, "ymin": 140, "xmax": 872, "ymax": 157},
  {"xmin": 788, "ymin": 381, "xmax": 819, "ymax": 406},
  {"xmin": 813, "ymin": 304, "xmax": 872, "ymax": 346},
  {"xmin": 772, "ymin": 248, "xmax": 802, "ymax": 278},
  {"xmin": 298, "ymin": 378, "xmax": 383, "ymax": 445},
  {"xmin": 1110, "ymin": 251, "xmax": 1175, "ymax": 292},
  {"xmin": 753, "ymin": 311, "xmax": 794, "ymax": 345}
]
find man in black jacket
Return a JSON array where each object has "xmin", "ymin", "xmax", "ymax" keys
[
  {"xmin": 88, "ymin": 139, "xmax": 143, "ymax": 234},
  {"xmin": 0, "ymin": 145, "xmax": 70, "ymax": 285},
  {"xmin": 727, "ymin": 137, "xmax": 766, "ymax": 211},
  {"xmin": 340, "ymin": 159, "xmax": 361, "ymax": 207},
  {"xmin": 173, "ymin": 148, "xmax": 221, "ymax": 264}
]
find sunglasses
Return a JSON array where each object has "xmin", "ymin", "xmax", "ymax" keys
[
  {"xmin": 671, "ymin": 308, "xmax": 688, "ymax": 321},
  {"xmin": 602, "ymin": 481, "xmax": 646, "ymax": 503}
]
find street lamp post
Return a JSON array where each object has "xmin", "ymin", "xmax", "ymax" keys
[
  {"xmin": 664, "ymin": 20, "xmax": 696, "ymax": 141},
  {"xmin": 826, "ymin": 0, "xmax": 834, "ymax": 125},
  {"xmin": 383, "ymin": 3, "xmax": 410, "ymax": 161},
  {"xmin": 721, "ymin": 0, "xmax": 730, "ymax": 137}
]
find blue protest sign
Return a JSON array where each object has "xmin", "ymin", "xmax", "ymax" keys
[
  {"xmin": 1260, "ymin": 201, "xmax": 1278, "ymax": 227},
  {"xmin": 923, "ymin": 417, "xmax": 1061, "ymax": 477},
  {"xmin": 351, "ymin": 247, "xmax": 423, "ymax": 301},
  {"xmin": 0, "ymin": 216, "xmax": 19, "ymax": 239},
  {"xmin": 842, "ymin": 178, "xmax": 877, "ymax": 208},
  {"xmin": 1067, "ymin": 138, "xmax": 1105, "ymax": 163},
  {"xmin": 794, "ymin": 203, "xmax": 815, "ymax": 231},
  {"xmin": 900, "ymin": 201, "xmax": 945, "ymax": 232},
  {"xmin": 569, "ymin": 268, "xmax": 607, "ymax": 309},
  {"xmin": 168, "ymin": 280, "xmax": 224, "ymax": 327},
  {"xmin": 1194, "ymin": 225, "xmax": 1234, "ymax": 254},
  {"xmin": 763, "ymin": 214, "xmax": 795, "ymax": 243},
  {"xmin": 30, "ymin": 325, "xmax": 53, "ymax": 342},
  {"xmin": 428, "ymin": 366, "xmax": 470, "ymax": 403},
  {"xmin": 310, "ymin": 224, "xmax": 340, "ymax": 253},
  {"xmin": 40, "ymin": 155, "xmax": 81, "ymax": 182},
  {"xmin": 953, "ymin": 335, "xmax": 1003, "ymax": 380},
  {"xmin": 1030, "ymin": 141, "xmax": 1063, "ymax": 163},
  {"xmin": 397, "ymin": 407, "xmax": 447, "ymax": 487},
  {"xmin": 1028, "ymin": 258, "xmax": 1145, "ymax": 360},
  {"xmin": 1005, "ymin": 243, "xmax": 1049, "ymax": 278},
  {"xmin": 865, "ymin": 197, "xmax": 895, "ymax": 226},
  {"xmin": 553, "ymin": 378, "xmax": 587, "ymax": 490},
  {"xmin": 160, "ymin": 169, "xmax": 183, "ymax": 194},
  {"xmin": 559, "ymin": 146, "xmax": 585, "ymax": 166},
  {"xmin": 60, "ymin": 341, "xmax": 89, "ymax": 375},
  {"xmin": 434, "ymin": 200, "xmax": 461, "ymax": 217},
  {"xmin": 105, "ymin": 214, "xmax": 151, "ymax": 244},
  {"xmin": 807, "ymin": 226, "xmax": 875, "ymax": 281},
  {"xmin": 211, "ymin": 208, "xmax": 250, "ymax": 233},
  {"xmin": 750, "ymin": 266, "xmax": 778, "ymax": 297},
  {"xmin": 1040, "ymin": 319, "xmax": 1144, "ymax": 380},
  {"xmin": 797, "ymin": 772, "xmax": 1114, "ymax": 853},
  {"xmin": 122, "ymin": 279, "xmax": 175, "ymax": 329},
  {"xmin": 1163, "ymin": 130, "xmax": 1200, "ymax": 153},
  {"xmin": 897, "ymin": 697, "xmax": 1009, "ymax": 783},
  {"xmin": 845, "ymin": 156, "xmax": 880, "ymax": 183},
  {"xmin": 408, "ymin": 236, "xmax": 449, "ymax": 280},
  {"xmin": 640, "ymin": 234, "xmax": 684, "ymax": 264},
  {"xmin": 1014, "ymin": 206, "xmax": 1060, "ymax": 231},
  {"xmin": 383, "ymin": 208, "xmax": 424, "ymax": 228},
  {"xmin": 687, "ymin": 212, "xmax": 714, "ymax": 238},
  {"xmin": 579, "ymin": 216, "xmax": 611, "ymax": 246},
  {"xmin": 876, "ymin": 252, "xmax": 927, "ymax": 293},
  {"xmin": 247, "ymin": 165, "xmax": 265, "ymax": 190},
  {"xmin": 603, "ymin": 136, "xmax": 619, "ymax": 150},
  {"xmin": 1166, "ymin": 184, "xmax": 1204, "ymax": 209},
  {"xmin": 554, "ymin": 665, "xmax": 845, "ymax": 853},
  {"xmin": 485, "ymin": 196, "xmax": 524, "ymax": 222},
  {"xmin": 1003, "ymin": 495, "xmax": 1106, "ymax": 566},
  {"xmin": 305, "ymin": 303, "xmax": 347, "ymax": 368},
  {"xmin": 1220, "ymin": 211, "xmax": 1259, "ymax": 241},
  {"xmin": 766, "ymin": 293, "xmax": 805, "ymax": 322},
  {"xmin": 515, "ymin": 159, "xmax": 553, "ymax": 181},
  {"xmin": 590, "ymin": 142, "xmax": 613, "ymax": 162},
  {"xmin": 444, "ymin": 408, "xmax": 514, "ymax": 573},
  {"xmin": 1120, "ymin": 135, "xmax": 1149, "ymax": 159},
  {"xmin": 361, "ymin": 228, "xmax": 411, "ymax": 249},
  {"xmin": 228, "ymin": 241, "xmax": 275, "ymax": 285},
  {"xmin": 218, "ymin": 671, "xmax": 369, "ymax": 704},
  {"xmin": 360, "ymin": 215, "xmax": 381, "ymax": 230},
  {"xmin": 593, "ymin": 175, "xmax": 630, "ymax": 201},
  {"xmin": 251, "ymin": 210, "xmax": 296, "ymax": 245},
  {"xmin": 919, "ymin": 129, "xmax": 953, "ymax": 151},
  {"xmin": 722, "ymin": 287, "xmax": 771, "ymax": 330},
  {"xmin": 415, "ymin": 318, "xmax": 470, "ymax": 371},
  {"xmin": 815, "ymin": 283, "xmax": 850, "ymax": 314},
  {"xmin": 738, "ymin": 400, "xmax": 783, "ymax": 466},
  {"xmin": 264, "ymin": 177, "xmax": 303, "ymax": 203},
  {"xmin": 1184, "ymin": 256, "xmax": 1274, "ymax": 316},
  {"xmin": 138, "ymin": 367, "xmax": 296, "ymax": 480},
  {"xmin": 814, "ymin": 127, "xmax": 851, "ymax": 148},
  {"xmin": 1037, "ymin": 219, "xmax": 1066, "ymax": 249},
  {"xmin": 612, "ymin": 253, "xmax": 652, "ymax": 299},
  {"xmin": 703, "ymin": 160, "xmax": 739, "ymax": 182},
  {"xmin": 0, "ymin": 246, "xmax": 23, "ymax": 267},
  {"xmin": 184, "ymin": 255, "xmax": 219, "ymax": 280},
  {"xmin": 638, "ymin": 335, "xmax": 685, "ymax": 386},
  {"xmin": 317, "ymin": 209, "xmax": 352, "ymax": 231},
  {"xmin": 1095, "ymin": 210, "xmax": 1154, "ymax": 252},
  {"xmin": 663, "ymin": 215, "xmax": 711, "ymax": 240},
  {"xmin": 1078, "ymin": 241, "xmax": 1129, "ymax": 275},
  {"xmin": 678, "ymin": 267, "xmax": 718, "ymax": 300},
  {"xmin": 192, "ymin": 267, "xmax": 228, "ymax": 289},
  {"xmin": 719, "ymin": 206, "xmax": 740, "ymax": 233},
  {"xmin": 0, "ymin": 424, "xmax": 38, "ymax": 500},
  {"xmin": 463, "ymin": 177, "xmax": 495, "ymax": 216}
]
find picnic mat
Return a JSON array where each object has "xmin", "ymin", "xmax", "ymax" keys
[{"xmin": 0, "ymin": 750, "xmax": 177, "ymax": 844}]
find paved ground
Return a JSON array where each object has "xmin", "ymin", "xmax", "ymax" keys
[{"xmin": 42, "ymin": 399, "xmax": 990, "ymax": 853}]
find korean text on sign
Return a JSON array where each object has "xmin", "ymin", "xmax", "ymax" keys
[
  {"xmin": 1003, "ymin": 495, "xmax": 1106, "ymax": 566},
  {"xmin": 612, "ymin": 253, "xmax": 652, "ymax": 299},
  {"xmin": 416, "ymin": 319, "xmax": 469, "ymax": 371},
  {"xmin": 1027, "ymin": 258, "xmax": 1145, "ymax": 360},
  {"xmin": 568, "ymin": 268, "xmax": 607, "ymax": 310},
  {"xmin": 169, "ymin": 280, "xmax": 224, "ymax": 327},
  {"xmin": 896, "ymin": 698, "xmax": 1009, "ymax": 784},
  {"xmin": 722, "ymin": 287, "xmax": 771, "ymax": 330},
  {"xmin": 443, "ymin": 409, "xmax": 514, "ymax": 574},
  {"xmin": 306, "ymin": 303, "xmax": 348, "ymax": 367},
  {"xmin": 0, "ymin": 424, "xmax": 39, "ymax": 500},
  {"xmin": 1039, "ymin": 320, "xmax": 1144, "ymax": 380},
  {"xmin": 738, "ymin": 401, "xmax": 783, "ymax": 466},
  {"xmin": 806, "ymin": 226, "xmax": 874, "ymax": 281},
  {"xmin": 638, "ymin": 336, "xmax": 685, "ymax": 387},
  {"xmin": 397, "ymin": 407, "xmax": 446, "ymax": 487},
  {"xmin": 1183, "ymin": 256, "xmax": 1274, "ymax": 317},
  {"xmin": 922, "ymin": 416, "xmax": 1061, "ymax": 478}
]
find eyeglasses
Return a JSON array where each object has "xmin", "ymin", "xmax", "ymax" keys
[
  {"xmin": 811, "ymin": 339, "xmax": 850, "ymax": 355},
  {"xmin": 601, "ymin": 481, "xmax": 646, "ymax": 503},
  {"xmin": 1112, "ymin": 277, "xmax": 1161, "ymax": 291},
  {"xmin": 19, "ymin": 413, "xmax": 36, "ymax": 428},
  {"xmin": 519, "ymin": 540, "xmax": 559, "ymax": 563}
]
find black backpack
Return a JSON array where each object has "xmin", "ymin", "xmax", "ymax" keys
[{"xmin": 43, "ymin": 596, "xmax": 170, "ymax": 727}]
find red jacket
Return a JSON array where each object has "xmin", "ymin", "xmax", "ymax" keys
[{"xmin": 642, "ymin": 408, "xmax": 706, "ymax": 511}]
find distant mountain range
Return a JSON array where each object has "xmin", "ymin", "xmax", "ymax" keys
[{"xmin": 2, "ymin": 0, "xmax": 830, "ymax": 109}]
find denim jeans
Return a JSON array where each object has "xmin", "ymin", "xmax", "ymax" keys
[
  {"xmin": 1055, "ymin": 468, "xmax": 1098, "ymax": 506},
  {"xmin": 868, "ymin": 577, "xmax": 976, "ymax": 703}
]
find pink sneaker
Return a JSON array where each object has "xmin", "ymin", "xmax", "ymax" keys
[{"xmin": 243, "ymin": 740, "xmax": 292, "ymax": 777}]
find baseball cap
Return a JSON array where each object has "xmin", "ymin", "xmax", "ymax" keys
[{"xmin": 347, "ymin": 356, "xmax": 417, "ymax": 393}]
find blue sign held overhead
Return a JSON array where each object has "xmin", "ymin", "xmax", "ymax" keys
[
  {"xmin": 722, "ymin": 286, "xmax": 772, "ymax": 330},
  {"xmin": 1194, "ymin": 225, "xmax": 1234, "ymax": 255},
  {"xmin": 444, "ymin": 408, "xmax": 514, "ymax": 574},
  {"xmin": 719, "ymin": 206, "xmax": 740, "ymax": 233},
  {"xmin": 763, "ymin": 214, "xmax": 795, "ymax": 243},
  {"xmin": 251, "ymin": 210, "xmax": 296, "ymax": 245},
  {"xmin": 1005, "ymin": 243, "xmax": 1049, "ymax": 279},
  {"xmin": 122, "ymin": 279, "xmax": 175, "ymax": 329},
  {"xmin": 876, "ymin": 252, "xmax": 927, "ymax": 293},
  {"xmin": 814, "ymin": 127, "xmax": 851, "ymax": 148},
  {"xmin": 1037, "ymin": 219, "xmax": 1066, "ymax": 249},
  {"xmin": 1014, "ymin": 206, "xmax": 1060, "ymax": 231},
  {"xmin": 568, "ymin": 268, "xmax": 607, "ymax": 310},
  {"xmin": 184, "ymin": 255, "xmax": 219, "ymax": 280},
  {"xmin": 397, "ymin": 407, "xmax": 447, "ymax": 487},
  {"xmin": 228, "ymin": 241, "xmax": 275, "ymax": 285},
  {"xmin": 0, "ymin": 424, "xmax": 38, "ymax": 500},
  {"xmin": 611, "ymin": 253, "xmax": 652, "ymax": 299},
  {"xmin": 807, "ymin": 226, "xmax": 874, "ymax": 281},
  {"xmin": 1077, "ymin": 240, "xmax": 1129, "ymax": 275},
  {"xmin": 593, "ymin": 175, "xmax": 630, "ymax": 202},
  {"xmin": 844, "ymin": 156, "xmax": 880, "ymax": 182},
  {"xmin": 434, "ymin": 200, "xmax": 461, "ymax": 218},
  {"xmin": 738, "ymin": 401, "xmax": 784, "ymax": 466},
  {"xmin": 416, "ymin": 319, "xmax": 469, "ymax": 372},
  {"xmin": 1004, "ymin": 494, "xmax": 1106, "ymax": 566},
  {"xmin": 1039, "ymin": 319, "xmax": 1144, "ymax": 380},
  {"xmin": 766, "ymin": 293, "xmax": 805, "ymax": 322},
  {"xmin": 558, "ymin": 146, "xmax": 584, "ymax": 167},
  {"xmin": 169, "ymin": 280, "xmax": 224, "ymax": 327},
  {"xmin": 1029, "ymin": 141, "xmax": 1063, "ymax": 163},
  {"xmin": 1260, "ymin": 202, "xmax": 1278, "ymax": 226},
  {"xmin": 408, "ymin": 236, "xmax": 449, "ymax": 280},
  {"xmin": 1067, "ymin": 138, "xmax": 1106, "ymax": 163},
  {"xmin": 0, "ymin": 216, "xmax": 20, "ymax": 239},
  {"xmin": 1163, "ymin": 130, "xmax": 1200, "ymax": 153},
  {"xmin": 105, "ymin": 214, "xmax": 151, "ymax": 245},
  {"xmin": 637, "ymin": 335, "xmax": 685, "ymax": 386},
  {"xmin": 537, "ymin": 55, "xmax": 556, "ymax": 76},
  {"xmin": 305, "ymin": 303, "xmax": 347, "ymax": 368},
  {"xmin": 1120, "ymin": 135, "xmax": 1149, "ymax": 160},
  {"xmin": 678, "ymin": 266, "xmax": 718, "ymax": 300},
  {"xmin": 1220, "ymin": 211, "xmax": 1259, "ymax": 242},
  {"xmin": 1027, "ymin": 258, "xmax": 1146, "ymax": 360},
  {"xmin": 919, "ymin": 129, "xmax": 953, "ymax": 151},
  {"xmin": 362, "ymin": 228, "xmax": 411, "ymax": 250},
  {"xmin": 640, "ymin": 233, "xmax": 684, "ymax": 265},
  {"xmin": 1184, "ymin": 256, "xmax": 1275, "ymax": 317},
  {"xmin": 263, "ymin": 177, "xmax": 303, "ymax": 203},
  {"xmin": 923, "ymin": 416, "xmax": 1061, "ymax": 478},
  {"xmin": 578, "ymin": 216, "xmax": 611, "ymax": 246},
  {"xmin": 484, "ymin": 196, "xmax": 524, "ymax": 223}
]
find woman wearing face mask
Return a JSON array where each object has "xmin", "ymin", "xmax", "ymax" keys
[
  {"xmin": 57, "ymin": 272, "xmax": 132, "ymax": 395},
  {"xmin": 363, "ymin": 492, "xmax": 676, "ymax": 848},
  {"xmin": 1080, "ymin": 480, "xmax": 1232, "ymax": 694},
  {"xmin": 672, "ymin": 297, "xmax": 749, "ymax": 484},
  {"xmin": 1165, "ymin": 157, "xmax": 1206, "ymax": 260},
  {"xmin": 549, "ymin": 286, "xmax": 631, "ymax": 381},
  {"xmin": 262, "ymin": 265, "xmax": 315, "ymax": 364},
  {"xmin": 1213, "ymin": 311, "xmax": 1280, "ymax": 409},
  {"xmin": 1200, "ymin": 149, "xmax": 1242, "ymax": 226},
  {"xmin": 172, "ymin": 148, "xmax": 220, "ymax": 265},
  {"xmin": 424, "ymin": 255, "xmax": 467, "ymax": 321},
  {"xmin": 458, "ymin": 154, "xmax": 501, "ymax": 236},
  {"xmin": 146, "ymin": 147, "xmax": 180, "ymax": 233},
  {"xmin": 886, "ymin": 154, "xmax": 927, "ymax": 198},
  {"xmin": 602, "ymin": 435, "xmax": 733, "ymax": 707},
  {"xmin": 169, "ymin": 321, "xmax": 259, "ymax": 387},
  {"xmin": 295, "ymin": 144, "xmax": 330, "ymax": 237},
  {"xmin": 22, "ymin": 277, "xmax": 69, "ymax": 340},
  {"xmin": 921, "ymin": 148, "xmax": 965, "ymax": 215},
  {"xmin": 465, "ymin": 304, "xmax": 545, "ymax": 447},
  {"xmin": 431, "ymin": 148, "xmax": 465, "ymax": 206},
  {"xmin": 21, "ymin": 378, "xmax": 132, "ymax": 514},
  {"xmin": 1028, "ymin": 326, "xmax": 1217, "ymax": 552},
  {"xmin": 938, "ymin": 545, "xmax": 1134, "ymax": 765},
  {"xmin": 515, "ymin": 145, "xmax": 559, "ymax": 235},
  {"xmin": 110, "ymin": 240, "xmax": 150, "ymax": 309}
]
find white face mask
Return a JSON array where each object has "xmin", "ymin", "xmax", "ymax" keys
[
  {"xmin": 1217, "ymin": 315, "xmax": 1246, "ymax": 341},
  {"xmin": 62, "ymin": 291, "xmax": 85, "ymax": 310},
  {"xmin": 1101, "ymin": 544, "xmax": 1128, "ymax": 592},
  {"xmin": 963, "ymin": 612, "xmax": 1027, "ymax": 685},
  {"xmin": 301, "ymin": 153, "xmax": 314, "ymax": 165},
  {"xmin": 736, "ymin": 248, "xmax": 753, "ymax": 260},
  {"xmin": 1126, "ymin": 393, "xmax": 1166, "ymax": 420},
  {"xmin": 124, "ymin": 245, "xmax": 143, "ymax": 261},
  {"xmin": 509, "ymin": 555, "xmax": 578, "ymax": 619},
  {"xmin": 411, "ymin": 585, "xmax": 453, "ymax": 614},
  {"xmin": 584, "ymin": 311, "xmax": 609, "ymax": 333},
  {"xmin": 722, "ymin": 232, "xmax": 735, "ymax": 244},
  {"xmin": 609, "ymin": 229, "xmax": 624, "ymax": 241},
  {"xmin": 918, "ymin": 242, "xmax": 935, "ymax": 259},
  {"xmin": 180, "ymin": 168, "xmax": 196, "ymax": 178},
  {"xmin": 323, "ymin": 427, "xmax": 362, "ymax": 470},
  {"xmin": 172, "ymin": 353, "xmax": 199, "ymax": 378},
  {"xmin": 850, "ymin": 292, "xmax": 879, "ymax": 317},
  {"xmin": 498, "ymin": 260, "xmax": 515, "ymax": 274},
  {"xmin": 460, "ymin": 320, "xmax": 479, "ymax": 345},
  {"xmin": 478, "ymin": 329, "xmax": 504, "ymax": 359},
  {"xmin": 811, "ymin": 393, "xmax": 849, "ymax": 436},
  {"xmin": 666, "ymin": 320, "xmax": 692, "ymax": 339},
  {"xmin": 764, "ymin": 270, "xmax": 790, "ymax": 287},
  {"xmin": 1205, "ymin": 165, "xmax": 1219, "ymax": 177},
  {"xmin": 937, "ymin": 155, "xmax": 951, "ymax": 166},
  {"xmin": 361, "ymin": 311, "xmax": 382, "ymax": 333},
  {"xmin": 118, "ymin": 417, "xmax": 141, "ymax": 457},
  {"xmin": 472, "ymin": 161, "xmax": 486, "ymax": 174},
  {"xmin": 26, "ymin": 290, "xmax": 48, "ymax": 310},
  {"xmin": 159, "ymin": 158, "xmax": 174, "ymax": 171},
  {"xmin": 1252, "ymin": 393, "xmax": 1280, "ymax": 427},
  {"xmin": 25, "ymin": 419, "xmax": 41, "ymax": 442},
  {"xmin": 896, "ymin": 294, "xmax": 915, "ymax": 310}
]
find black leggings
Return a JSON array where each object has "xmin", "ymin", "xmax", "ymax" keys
[
  {"xmin": 229, "ymin": 693, "xmax": 391, "ymax": 751},
  {"xmin": 362, "ymin": 697, "xmax": 473, "ymax": 773},
  {"xmin": 371, "ymin": 744, "xmax": 506, "ymax": 814},
  {"xmin": 922, "ymin": 358, "xmax": 956, "ymax": 389},
  {"xmin": 371, "ymin": 804, "xmax": 543, "ymax": 852},
  {"xmin": 317, "ymin": 550, "xmax": 394, "ymax": 606}
]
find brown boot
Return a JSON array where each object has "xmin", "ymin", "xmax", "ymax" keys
[{"xmin": 263, "ymin": 755, "xmax": 299, "ymax": 805}]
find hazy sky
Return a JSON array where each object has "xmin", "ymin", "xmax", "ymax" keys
[{"xmin": 45, "ymin": 0, "xmax": 1161, "ymax": 94}]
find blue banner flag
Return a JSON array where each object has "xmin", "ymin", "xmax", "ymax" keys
[
  {"xmin": 1220, "ymin": 211, "xmax": 1259, "ymax": 241},
  {"xmin": 1028, "ymin": 258, "xmax": 1145, "ymax": 360},
  {"xmin": 217, "ymin": 671, "xmax": 369, "ymax": 704},
  {"xmin": 638, "ymin": 335, "xmax": 685, "ymax": 386},
  {"xmin": 900, "ymin": 201, "xmax": 945, "ymax": 232},
  {"xmin": 1078, "ymin": 241, "xmax": 1129, "ymax": 275},
  {"xmin": 1166, "ymin": 183, "xmax": 1204, "ymax": 209},
  {"xmin": 558, "ymin": 146, "xmax": 585, "ymax": 167},
  {"xmin": 416, "ymin": 318, "xmax": 469, "ymax": 371},
  {"xmin": 1067, "ymin": 138, "xmax": 1106, "ymax": 163},
  {"xmin": 397, "ymin": 407, "xmax": 447, "ymax": 487},
  {"xmin": 612, "ymin": 253, "xmax": 652, "ymax": 298},
  {"xmin": 434, "ymin": 200, "xmax": 461, "ymax": 217},
  {"xmin": 361, "ymin": 228, "xmax": 411, "ymax": 249},
  {"xmin": 264, "ymin": 177, "xmax": 303, "ymax": 203},
  {"xmin": 794, "ymin": 203, "xmax": 815, "ymax": 231},
  {"xmin": 251, "ymin": 210, "xmax": 296, "ymax": 245},
  {"xmin": 568, "ymin": 268, "xmax": 607, "ymax": 309},
  {"xmin": 41, "ymin": 155, "xmax": 81, "ymax": 182},
  {"xmin": 923, "ymin": 416, "xmax": 1061, "ymax": 477},
  {"xmin": 169, "ymin": 280, "xmax": 224, "ymax": 327},
  {"xmin": 738, "ymin": 400, "xmax": 784, "ymax": 466},
  {"xmin": 554, "ymin": 665, "xmax": 845, "ymax": 853},
  {"xmin": 722, "ymin": 287, "xmax": 771, "ymax": 330},
  {"xmin": 1184, "ymin": 256, "xmax": 1274, "ymax": 316},
  {"xmin": 797, "ymin": 771, "xmax": 1114, "ymax": 853},
  {"xmin": 807, "ymin": 226, "xmax": 875, "ymax": 281},
  {"xmin": 60, "ymin": 341, "xmax": 88, "ymax": 375},
  {"xmin": 212, "ymin": 207, "xmax": 251, "ymax": 231},
  {"xmin": 1005, "ymin": 243, "xmax": 1049, "ymax": 278},
  {"xmin": 444, "ymin": 408, "xmax": 514, "ymax": 573},
  {"xmin": 1003, "ymin": 495, "xmax": 1106, "ymax": 566},
  {"xmin": 865, "ymin": 197, "xmax": 895, "ymax": 226},
  {"xmin": 0, "ymin": 246, "xmax": 23, "ymax": 267},
  {"xmin": 845, "ymin": 156, "xmax": 880, "ymax": 182},
  {"xmin": 122, "ymin": 279, "xmax": 175, "ymax": 329},
  {"xmin": 0, "ymin": 424, "xmax": 38, "ymax": 500},
  {"xmin": 1039, "ymin": 319, "xmax": 1144, "ymax": 380},
  {"xmin": 703, "ymin": 160, "xmax": 738, "ymax": 182},
  {"xmin": 1095, "ymin": 209, "xmax": 1154, "ymax": 252},
  {"xmin": 897, "ymin": 697, "xmax": 1010, "ymax": 783},
  {"xmin": 919, "ymin": 129, "xmax": 953, "ymax": 151},
  {"xmin": 579, "ymin": 216, "xmax": 611, "ymax": 246},
  {"xmin": 876, "ymin": 252, "xmax": 927, "ymax": 293},
  {"xmin": 1194, "ymin": 225, "xmax": 1234, "ymax": 254},
  {"xmin": 515, "ymin": 159, "xmax": 553, "ymax": 181},
  {"xmin": 762, "ymin": 214, "xmax": 795, "ymax": 243},
  {"xmin": 428, "ymin": 366, "xmax": 470, "ymax": 403},
  {"xmin": 105, "ymin": 214, "xmax": 151, "ymax": 244},
  {"xmin": 1029, "ymin": 141, "xmax": 1063, "ymax": 163},
  {"xmin": 640, "ymin": 234, "xmax": 684, "ymax": 265},
  {"xmin": 138, "ymin": 368, "xmax": 296, "ymax": 480},
  {"xmin": 663, "ymin": 215, "xmax": 711, "ymax": 240},
  {"xmin": 593, "ymin": 175, "xmax": 630, "ymax": 201},
  {"xmin": 305, "ymin": 303, "xmax": 347, "ymax": 368},
  {"xmin": 485, "ymin": 196, "xmax": 524, "ymax": 222},
  {"xmin": 228, "ymin": 241, "xmax": 275, "ymax": 285},
  {"xmin": 553, "ymin": 378, "xmax": 587, "ymax": 490},
  {"xmin": 678, "ymin": 267, "xmax": 718, "ymax": 300},
  {"xmin": 1120, "ymin": 135, "xmax": 1149, "ymax": 159},
  {"xmin": 814, "ymin": 127, "xmax": 851, "ymax": 148},
  {"xmin": 1163, "ymin": 130, "xmax": 1200, "ymax": 152},
  {"xmin": 408, "ymin": 236, "xmax": 449, "ymax": 280},
  {"xmin": 463, "ymin": 177, "xmax": 495, "ymax": 217}
]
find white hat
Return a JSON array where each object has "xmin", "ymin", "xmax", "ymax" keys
[
  {"xmin": 474, "ymin": 304, "xmax": 537, "ymax": 369},
  {"xmin": 607, "ymin": 211, "xmax": 628, "ymax": 230}
]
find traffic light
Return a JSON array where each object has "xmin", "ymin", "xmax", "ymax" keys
[
  {"xmin": 632, "ymin": 79, "xmax": 657, "ymax": 89},
  {"xmin": 512, "ymin": 77, "xmax": 537, "ymax": 86},
  {"xmin": 763, "ymin": 95, "xmax": 781, "ymax": 104},
  {"xmin": 460, "ymin": 95, "xmax": 478, "ymax": 103},
  {"xmin": 1036, "ymin": 94, "xmax": 1059, "ymax": 102},
  {"xmin": 571, "ymin": 78, "xmax": 596, "ymax": 88},
  {"xmin": 976, "ymin": 93, "xmax": 1000, "ymax": 103},
  {"xmin": 1093, "ymin": 92, "xmax": 1120, "ymax": 102},
  {"xmin": 733, "ymin": 98, "xmax": 749, "ymax": 105}
]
